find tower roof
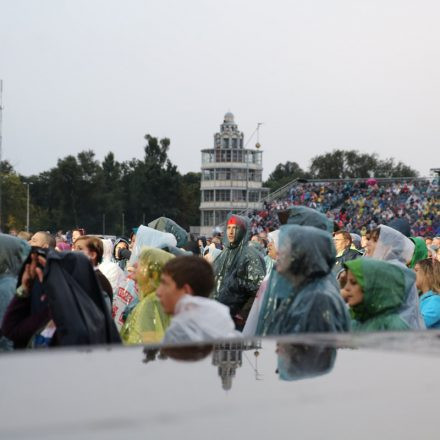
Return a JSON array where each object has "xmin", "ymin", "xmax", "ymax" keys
[{"xmin": 224, "ymin": 112, "xmax": 234, "ymax": 123}]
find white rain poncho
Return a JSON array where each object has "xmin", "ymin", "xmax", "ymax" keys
[
  {"xmin": 128, "ymin": 225, "xmax": 177, "ymax": 267},
  {"xmin": 370, "ymin": 224, "xmax": 425, "ymax": 329},
  {"xmin": 242, "ymin": 229, "xmax": 279, "ymax": 337},
  {"xmin": 98, "ymin": 239, "xmax": 126, "ymax": 293},
  {"xmin": 162, "ymin": 295, "xmax": 239, "ymax": 344}
]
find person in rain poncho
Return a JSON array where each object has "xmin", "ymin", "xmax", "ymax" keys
[
  {"xmin": 414, "ymin": 258, "xmax": 440, "ymax": 329},
  {"xmin": 113, "ymin": 237, "xmax": 130, "ymax": 271},
  {"xmin": 242, "ymin": 230, "xmax": 279, "ymax": 337},
  {"xmin": 112, "ymin": 225, "xmax": 177, "ymax": 329},
  {"xmin": 365, "ymin": 225, "xmax": 425, "ymax": 329},
  {"xmin": 157, "ymin": 256, "xmax": 238, "ymax": 344},
  {"xmin": 255, "ymin": 206, "xmax": 337, "ymax": 337},
  {"xmin": 0, "ymin": 234, "xmax": 31, "ymax": 350},
  {"xmin": 408, "ymin": 237, "xmax": 429, "ymax": 269},
  {"xmin": 99, "ymin": 238, "xmax": 126, "ymax": 294},
  {"xmin": 120, "ymin": 247, "xmax": 174, "ymax": 345},
  {"xmin": 148, "ymin": 217, "xmax": 188, "ymax": 248},
  {"xmin": 2, "ymin": 249, "xmax": 121, "ymax": 347},
  {"xmin": 212, "ymin": 214, "xmax": 266, "ymax": 330},
  {"xmin": 266, "ymin": 225, "xmax": 350, "ymax": 335},
  {"xmin": 343, "ymin": 259, "xmax": 411, "ymax": 331}
]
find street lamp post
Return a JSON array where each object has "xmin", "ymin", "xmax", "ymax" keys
[{"xmin": 25, "ymin": 182, "xmax": 31, "ymax": 233}]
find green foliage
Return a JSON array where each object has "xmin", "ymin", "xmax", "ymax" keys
[
  {"xmin": 309, "ymin": 149, "xmax": 418, "ymax": 179},
  {"xmin": 264, "ymin": 161, "xmax": 309, "ymax": 191}
]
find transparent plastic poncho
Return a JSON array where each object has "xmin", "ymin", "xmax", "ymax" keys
[{"xmin": 120, "ymin": 247, "xmax": 174, "ymax": 345}]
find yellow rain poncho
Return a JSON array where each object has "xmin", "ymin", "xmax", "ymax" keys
[{"xmin": 120, "ymin": 247, "xmax": 174, "ymax": 345}]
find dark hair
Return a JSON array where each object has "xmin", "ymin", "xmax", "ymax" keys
[
  {"xmin": 366, "ymin": 228, "xmax": 380, "ymax": 242},
  {"xmin": 334, "ymin": 230, "xmax": 352, "ymax": 245},
  {"xmin": 162, "ymin": 256, "xmax": 214, "ymax": 297}
]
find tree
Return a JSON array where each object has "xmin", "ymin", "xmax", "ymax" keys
[
  {"xmin": 308, "ymin": 149, "xmax": 418, "ymax": 179},
  {"xmin": 264, "ymin": 161, "xmax": 308, "ymax": 191}
]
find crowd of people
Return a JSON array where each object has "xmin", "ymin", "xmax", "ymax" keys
[
  {"xmin": 248, "ymin": 178, "xmax": 440, "ymax": 238},
  {"xmin": 1, "ymin": 180, "xmax": 440, "ymax": 351}
]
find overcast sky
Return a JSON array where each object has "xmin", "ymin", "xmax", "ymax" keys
[{"xmin": 1, "ymin": 0, "xmax": 439, "ymax": 179}]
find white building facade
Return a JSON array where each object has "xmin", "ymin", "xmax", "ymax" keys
[{"xmin": 199, "ymin": 112, "xmax": 269, "ymax": 236}]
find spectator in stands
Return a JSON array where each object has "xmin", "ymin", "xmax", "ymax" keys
[{"xmin": 332, "ymin": 230, "xmax": 362, "ymax": 275}]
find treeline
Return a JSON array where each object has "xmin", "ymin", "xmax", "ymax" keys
[
  {"xmin": 0, "ymin": 135, "xmax": 200, "ymax": 235},
  {"xmin": 0, "ymin": 142, "xmax": 419, "ymax": 234},
  {"xmin": 264, "ymin": 149, "xmax": 419, "ymax": 191}
]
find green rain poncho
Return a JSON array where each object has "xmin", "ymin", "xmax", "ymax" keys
[
  {"xmin": 213, "ymin": 214, "xmax": 266, "ymax": 326},
  {"xmin": 344, "ymin": 258, "xmax": 410, "ymax": 332},
  {"xmin": 409, "ymin": 237, "xmax": 428, "ymax": 269},
  {"xmin": 266, "ymin": 225, "xmax": 350, "ymax": 335}
]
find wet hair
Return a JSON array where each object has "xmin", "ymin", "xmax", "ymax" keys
[
  {"xmin": 74, "ymin": 235, "xmax": 103, "ymax": 264},
  {"xmin": 365, "ymin": 228, "xmax": 380, "ymax": 242},
  {"xmin": 162, "ymin": 256, "xmax": 214, "ymax": 297},
  {"xmin": 416, "ymin": 259, "xmax": 440, "ymax": 293},
  {"xmin": 333, "ymin": 230, "xmax": 352, "ymax": 245}
]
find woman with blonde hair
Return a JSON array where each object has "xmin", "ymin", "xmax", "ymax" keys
[{"xmin": 415, "ymin": 258, "xmax": 440, "ymax": 329}]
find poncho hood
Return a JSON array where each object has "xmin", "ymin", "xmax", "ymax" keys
[
  {"xmin": 372, "ymin": 225, "xmax": 415, "ymax": 264},
  {"xmin": 148, "ymin": 217, "xmax": 188, "ymax": 248},
  {"xmin": 0, "ymin": 234, "xmax": 30, "ymax": 277},
  {"xmin": 286, "ymin": 206, "xmax": 333, "ymax": 233},
  {"xmin": 345, "ymin": 258, "xmax": 408, "ymax": 322},
  {"xmin": 409, "ymin": 237, "xmax": 428, "ymax": 269},
  {"xmin": 278, "ymin": 224, "xmax": 336, "ymax": 280}
]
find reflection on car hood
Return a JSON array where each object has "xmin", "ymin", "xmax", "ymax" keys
[{"xmin": 1, "ymin": 332, "xmax": 440, "ymax": 439}]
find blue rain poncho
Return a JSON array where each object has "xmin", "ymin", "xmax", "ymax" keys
[
  {"xmin": 256, "ymin": 206, "xmax": 337, "ymax": 336},
  {"xmin": 266, "ymin": 225, "xmax": 351, "ymax": 335},
  {"xmin": 370, "ymin": 225, "xmax": 425, "ymax": 329},
  {"xmin": 0, "ymin": 234, "xmax": 31, "ymax": 350},
  {"xmin": 277, "ymin": 343, "xmax": 337, "ymax": 381},
  {"xmin": 212, "ymin": 214, "xmax": 266, "ymax": 327}
]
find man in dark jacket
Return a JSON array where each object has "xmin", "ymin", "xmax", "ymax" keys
[
  {"xmin": 332, "ymin": 230, "xmax": 362, "ymax": 276},
  {"xmin": 212, "ymin": 214, "xmax": 266, "ymax": 330}
]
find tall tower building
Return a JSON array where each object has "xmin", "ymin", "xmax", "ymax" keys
[{"xmin": 199, "ymin": 112, "xmax": 268, "ymax": 235}]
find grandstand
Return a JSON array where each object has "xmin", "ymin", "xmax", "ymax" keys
[{"xmin": 245, "ymin": 177, "xmax": 440, "ymax": 237}]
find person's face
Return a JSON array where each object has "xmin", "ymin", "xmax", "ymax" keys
[
  {"xmin": 333, "ymin": 234, "xmax": 349, "ymax": 254},
  {"xmin": 361, "ymin": 235, "xmax": 368, "ymax": 249},
  {"xmin": 267, "ymin": 240, "xmax": 277, "ymax": 259},
  {"xmin": 72, "ymin": 230, "xmax": 82, "ymax": 243},
  {"xmin": 115, "ymin": 241, "xmax": 128, "ymax": 258},
  {"xmin": 227, "ymin": 224, "xmax": 237, "ymax": 243},
  {"xmin": 414, "ymin": 264, "xmax": 427, "ymax": 293},
  {"xmin": 341, "ymin": 270, "xmax": 364, "ymax": 307},
  {"xmin": 365, "ymin": 237, "xmax": 377, "ymax": 256},
  {"xmin": 425, "ymin": 238, "xmax": 433, "ymax": 247},
  {"xmin": 251, "ymin": 235, "xmax": 259, "ymax": 242},
  {"xmin": 29, "ymin": 232, "xmax": 48, "ymax": 249},
  {"xmin": 276, "ymin": 243, "xmax": 292, "ymax": 275},
  {"xmin": 73, "ymin": 241, "xmax": 97, "ymax": 265},
  {"xmin": 157, "ymin": 273, "xmax": 186, "ymax": 315}
]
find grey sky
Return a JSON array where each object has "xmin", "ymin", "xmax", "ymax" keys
[{"xmin": 1, "ymin": 0, "xmax": 439, "ymax": 179}]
